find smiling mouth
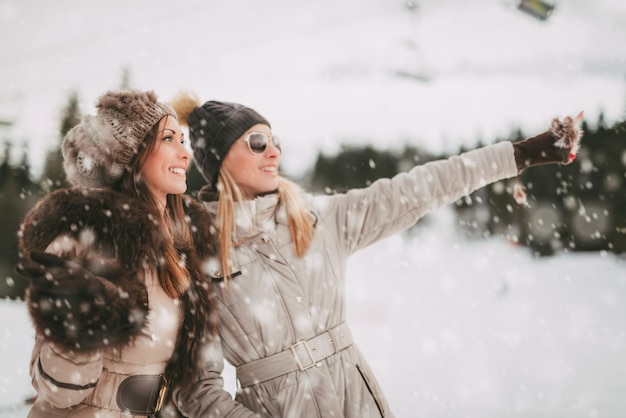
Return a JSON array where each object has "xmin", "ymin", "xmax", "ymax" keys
[
  {"xmin": 261, "ymin": 166, "xmax": 277, "ymax": 173},
  {"xmin": 169, "ymin": 168, "xmax": 186, "ymax": 175}
]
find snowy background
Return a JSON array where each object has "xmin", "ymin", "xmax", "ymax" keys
[
  {"xmin": 1, "ymin": 0, "xmax": 625, "ymax": 177},
  {"xmin": 2, "ymin": 208, "xmax": 625, "ymax": 417},
  {"xmin": 1, "ymin": 0, "xmax": 626, "ymax": 416}
]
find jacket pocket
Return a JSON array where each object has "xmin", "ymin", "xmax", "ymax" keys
[{"xmin": 356, "ymin": 364, "xmax": 386, "ymax": 417}]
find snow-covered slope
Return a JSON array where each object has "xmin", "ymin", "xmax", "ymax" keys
[{"xmin": 2, "ymin": 207, "xmax": 624, "ymax": 417}]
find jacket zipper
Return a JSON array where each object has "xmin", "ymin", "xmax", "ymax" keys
[{"xmin": 250, "ymin": 199, "xmax": 257, "ymax": 231}]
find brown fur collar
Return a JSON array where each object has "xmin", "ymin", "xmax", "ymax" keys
[{"xmin": 19, "ymin": 187, "xmax": 219, "ymax": 393}]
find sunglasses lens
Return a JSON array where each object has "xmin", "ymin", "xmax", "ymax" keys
[
  {"xmin": 247, "ymin": 133, "xmax": 268, "ymax": 154},
  {"xmin": 272, "ymin": 135, "xmax": 281, "ymax": 152}
]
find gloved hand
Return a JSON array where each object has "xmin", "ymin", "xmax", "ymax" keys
[
  {"xmin": 15, "ymin": 251, "xmax": 148, "ymax": 353},
  {"xmin": 513, "ymin": 112, "xmax": 583, "ymax": 173}
]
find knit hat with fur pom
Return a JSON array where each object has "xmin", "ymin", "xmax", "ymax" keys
[
  {"xmin": 171, "ymin": 91, "xmax": 270, "ymax": 190},
  {"xmin": 62, "ymin": 90, "xmax": 176, "ymax": 188}
]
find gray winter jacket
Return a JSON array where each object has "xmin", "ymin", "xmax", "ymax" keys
[{"xmin": 175, "ymin": 141, "xmax": 518, "ymax": 417}]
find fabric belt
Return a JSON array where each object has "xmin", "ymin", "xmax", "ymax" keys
[
  {"xmin": 236, "ymin": 322, "xmax": 353, "ymax": 388},
  {"xmin": 115, "ymin": 374, "xmax": 169, "ymax": 417}
]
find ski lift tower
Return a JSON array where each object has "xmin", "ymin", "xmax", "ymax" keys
[
  {"xmin": 0, "ymin": 119, "xmax": 12, "ymax": 145},
  {"xmin": 394, "ymin": 0, "xmax": 431, "ymax": 83}
]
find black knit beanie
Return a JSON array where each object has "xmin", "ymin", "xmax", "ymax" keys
[{"xmin": 188, "ymin": 101, "xmax": 270, "ymax": 189}]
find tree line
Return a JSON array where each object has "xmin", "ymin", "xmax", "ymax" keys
[{"xmin": 1, "ymin": 91, "xmax": 624, "ymax": 299}]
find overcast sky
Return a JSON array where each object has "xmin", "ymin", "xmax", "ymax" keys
[{"xmin": 1, "ymin": 0, "xmax": 625, "ymax": 177}]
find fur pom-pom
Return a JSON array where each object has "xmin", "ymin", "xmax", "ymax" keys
[
  {"xmin": 171, "ymin": 91, "xmax": 201, "ymax": 127},
  {"xmin": 551, "ymin": 111, "xmax": 584, "ymax": 161}
]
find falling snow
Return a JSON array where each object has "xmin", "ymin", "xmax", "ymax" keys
[{"xmin": 1, "ymin": 207, "xmax": 624, "ymax": 418}]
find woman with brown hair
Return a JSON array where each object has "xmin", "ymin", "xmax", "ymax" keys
[{"xmin": 14, "ymin": 90, "xmax": 240, "ymax": 417}]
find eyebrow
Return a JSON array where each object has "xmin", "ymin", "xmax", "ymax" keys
[{"xmin": 158, "ymin": 128, "xmax": 177, "ymax": 135}]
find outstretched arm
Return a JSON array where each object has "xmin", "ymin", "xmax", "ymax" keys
[{"xmin": 326, "ymin": 114, "xmax": 582, "ymax": 253}]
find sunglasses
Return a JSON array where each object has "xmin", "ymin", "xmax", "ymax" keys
[{"xmin": 243, "ymin": 132, "xmax": 281, "ymax": 155}]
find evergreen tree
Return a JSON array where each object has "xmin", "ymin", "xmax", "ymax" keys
[
  {"xmin": 120, "ymin": 66, "xmax": 132, "ymax": 90},
  {"xmin": 42, "ymin": 91, "xmax": 81, "ymax": 192},
  {"xmin": 0, "ymin": 144, "xmax": 10, "ymax": 189},
  {"xmin": 15, "ymin": 145, "xmax": 33, "ymax": 190},
  {"xmin": 0, "ymin": 142, "xmax": 37, "ymax": 299},
  {"xmin": 311, "ymin": 144, "xmax": 398, "ymax": 193}
]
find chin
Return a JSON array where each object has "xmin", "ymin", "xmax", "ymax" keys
[
  {"xmin": 257, "ymin": 188, "xmax": 278, "ymax": 197},
  {"xmin": 169, "ymin": 187, "xmax": 187, "ymax": 195}
]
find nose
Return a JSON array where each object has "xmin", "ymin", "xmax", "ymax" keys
[
  {"xmin": 265, "ymin": 140, "xmax": 281, "ymax": 158},
  {"xmin": 179, "ymin": 142, "xmax": 191, "ymax": 160}
]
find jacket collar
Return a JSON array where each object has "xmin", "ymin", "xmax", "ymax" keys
[{"xmin": 204, "ymin": 193, "xmax": 286, "ymax": 241}]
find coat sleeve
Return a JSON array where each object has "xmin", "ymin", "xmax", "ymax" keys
[
  {"xmin": 29, "ymin": 335, "xmax": 102, "ymax": 408},
  {"xmin": 324, "ymin": 141, "xmax": 518, "ymax": 253},
  {"xmin": 19, "ymin": 189, "xmax": 150, "ymax": 408},
  {"xmin": 25, "ymin": 234, "xmax": 106, "ymax": 409},
  {"xmin": 172, "ymin": 339, "xmax": 259, "ymax": 418}
]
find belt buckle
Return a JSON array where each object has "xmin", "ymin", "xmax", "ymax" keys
[
  {"xmin": 290, "ymin": 340, "xmax": 316, "ymax": 371},
  {"xmin": 116, "ymin": 374, "xmax": 169, "ymax": 416},
  {"xmin": 154, "ymin": 376, "xmax": 169, "ymax": 413}
]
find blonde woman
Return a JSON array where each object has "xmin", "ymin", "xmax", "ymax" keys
[{"xmin": 172, "ymin": 92, "xmax": 582, "ymax": 418}]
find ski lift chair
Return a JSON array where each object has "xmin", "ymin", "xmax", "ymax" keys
[{"xmin": 517, "ymin": 0, "xmax": 555, "ymax": 21}]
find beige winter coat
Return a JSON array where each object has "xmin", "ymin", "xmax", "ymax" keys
[
  {"xmin": 19, "ymin": 188, "xmax": 220, "ymax": 418},
  {"xmin": 27, "ymin": 272, "xmax": 179, "ymax": 418},
  {"xmin": 174, "ymin": 141, "xmax": 518, "ymax": 417}
]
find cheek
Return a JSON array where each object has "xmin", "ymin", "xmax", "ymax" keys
[
  {"xmin": 140, "ymin": 160, "xmax": 157, "ymax": 181},
  {"xmin": 224, "ymin": 151, "xmax": 254, "ymax": 178},
  {"xmin": 222, "ymin": 157, "xmax": 238, "ymax": 181},
  {"xmin": 234, "ymin": 166, "xmax": 256, "ymax": 185}
]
